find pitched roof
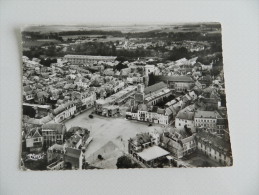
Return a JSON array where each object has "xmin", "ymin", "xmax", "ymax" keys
[
  {"xmin": 42, "ymin": 123, "xmax": 65, "ymax": 134},
  {"xmin": 196, "ymin": 131, "xmax": 231, "ymax": 154},
  {"xmin": 144, "ymin": 82, "xmax": 167, "ymax": 95},
  {"xmin": 176, "ymin": 110, "xmax": 194, "ymax": 120},
  {"xmin": 65, "ymin": 147, "xmax": 81, "ymax": 159},
  {"xmin": 154, "ymin": 75, "xmax": 193, "ymax": 83},
  {"xmin": 194, "ymin": 110, "xmax": 217, "ymax": 118}
]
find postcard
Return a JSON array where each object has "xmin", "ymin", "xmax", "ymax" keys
[{"xmin": 20, "ymin": 23, "xmax": 232, "ymax": 170}]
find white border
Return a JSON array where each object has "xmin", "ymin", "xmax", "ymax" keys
[{"xmin": 0, "ymin": 0, "xmax": 259, "ymax": 194}]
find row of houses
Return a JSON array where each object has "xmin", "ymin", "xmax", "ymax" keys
[
  {"xmin": 95, "ymin": 85, "xmax": 137, "ymax": 116},
  {"xmin": 128, "ymin": 126, "xmax": 232, "ymax": 168}
]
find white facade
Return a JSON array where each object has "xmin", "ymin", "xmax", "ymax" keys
[
  {"xmin": 175, "ymin": 118, "xmax": 194, "ymax": 130},
  {"xmin": 54, "ymin": 105, "xmax": 77, "ymax": 123},
  {"xmin": 63, "ymin": 55, "xmax": 116, "ymax": 64},
  {"xmin": 197, "ymin": 142, "xmax": 232, "ymax": 166},
  {"xmin": 194, "ymin": 117, "xmax": 217, "ymax": 128}
]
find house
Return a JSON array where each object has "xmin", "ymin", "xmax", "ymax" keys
[
  {"xmin": 126, "ymin": 104, "xmax": 176, "ymax": 126},
  {"xmin": 120, "ymin": 68, "xmax": 131, "ymax": 76},
  {"xmin": 25, "ymin": 127, "xmax": 44, "ymax": 152},
  {"xmin": 63, "ymin": 147, "xmax": 84, "ymax": 170},
  {"xmin": 42, "ymin": 123, "xmax": 67, "ymax": 148},
  {"xmin": 160, "ymin": 128, "xmax": 196, "ymax": 158},
  {"xmin": 194, "ymin": 110, "xmax": 223, "ymax": 130},
  {"xmin": 101, "ymin": 105, "xmax": 120, "ymax": 117},
  {"xmin": 143, "ymin": 82, "xmax": 171, "ymax": 106},
  {"xmin": 196, "ymin": 128, "xmax": 232, "ymax": 166},
  {"xmin": 53, "ymin": 101, "xmax": 77, "ymax": 123},
  {"xmin": 71, "ymin": 91, "xmax": 96, "ymax": 110},
  {"xmin": 153, "ymin": 76, "xmax": 194, "ymax": 92},
  {"xmin": 63, "ymin": 54, "xmax": 117, "ymax": 64},
  {"xmin": 175, "ymin": 107, "xmax": 195, "ymax": 131},
  {"xmin": 23, "ymin": 85, "xmax": 34, "ymax": 101},
  {"xmin": 36, "ymin": 91, "xmax": 49, "ymax": 104},
  {"xmin": 95, "ymin": 85, "xmax": 137, "ymax": 115},
  {"xmin": 47, "ymin": 159, "xmax": 64, "ymax": 170},
  {"xmin": 62, "ymin": 126, "xmax": 91, "ymax": 158},
  {"xmin": 103, "ymin": 68, "xmax": 115, "ymax": 76},
  {"xmin": 128, "ymin": 132, "xmax": 170, "ymax": 167},
  {"xmin": 74, "ymin": 77, "xmax": 89, "ymax": 88},
  {"xmin": 47, "ymin": 143, "xmax": 65, "ymax": 163}
]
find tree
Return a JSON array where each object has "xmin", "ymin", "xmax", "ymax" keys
[
  {"xmin": 116, "ymin": 155, "xmax": 141, "ymax": 169},
  {"xmin": 40, "ymin": 58, "xmax": 57, "ymax": 67},
  {"xmin": 114, "ymin": 63, "xmax": 128, "ymax": 71},
  {"xmin": 168, "ymin": 47, "xmax": 190, "ymax": 61}
]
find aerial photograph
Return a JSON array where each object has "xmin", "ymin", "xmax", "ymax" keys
[{"xmin": 20, "ymin": 23, "xmax": 233, "ymax": 170}]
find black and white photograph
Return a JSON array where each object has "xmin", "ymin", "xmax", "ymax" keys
[
  {"xmin": 1, "ymin": 0, "xmax": 259, "ymax": 194},
  {"xmin": 20, "ymin": 23, "xmax": 233, "ymax": 170}
]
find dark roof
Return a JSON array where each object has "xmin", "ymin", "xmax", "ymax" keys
[
  {"xmin": 154, "ymin": 75, "xmax": 193, "ymax": 83},
  {"xmin": 42, "ymin": 123, "xmax": 66, "ymax": 134},
  {"xmin": 176, "ymin": 110, "xmax": 194, "ymax": 120},
  {"xmin": 196, "ymin": 131, "xmax": 232, "ymax": 154},
  {"xmin": 23, "ymin": 85, "xmax": 31, "ymax": 92},
  {"xmin": 65, "ymin": 147, "xmax": 81, "ymax": 159},
  {"xmin": 144, "ymin": 82, "xmax": 167, "ymax": 95}
]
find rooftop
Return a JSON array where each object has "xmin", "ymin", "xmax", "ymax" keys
[
  {"xmin": 144, "ymin": 82, "xmax": 167, "ymax": 95},
  {"xmin": 154, "ymin": 75, "xmax": 194, "ymax": 83},
  {"xmin": 194, "ymin": 110, "xmax": 217, "ymax": 118},
  {"xmin": 64, "ymin": 54, "xmax": 117, "ymax": 60},
  {"xmin": 42, "ymin": 123, "xmax": 65, "ymax": 134},
  {"xmin": 65, "ymin": 147, "xmax": 81, "ymax": 159},
  {"xmin": 176, "ymin": 109, "xmax": 195, "ymax": 120},
  {"xmin": 137, "ymin": 146, "xmax": 170, "ymax": 161}
]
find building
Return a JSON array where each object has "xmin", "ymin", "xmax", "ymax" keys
[
  {"xmin": 160, "ymin": 129, "xmax": 196, "ymax": 158},
  {"xmin": 153, "ymin": 75, "xmax": 194, "ymax": 92},
  {"xmin": 143, "ymin": 82, "xmax": 171, "ymax": 106},
  {"xmin": 63, "ymin": 55, "xmax": 117, "ymax": 65},
  {"xmin": 23, "ymin": 85, "xmax": 34, "ymax": 101},
  {"xmin": 47, "ymin": 143, "xmax": 65, "ymax": 163},
  {"xmin": 175, "ymin": 106, "xmax": 195, "ymax": 131},
  {"xmin": 63, "ymin": 147, "xmax": 84, "ymax": 170},
  {"xmin": 42, "ymin": 123, "xmax": 67, "ymax": 148},
  {"xmin": 53, "ymin": 101, "xmax": 77, "ymax": 123},
  {"xmin": 196, "ymin": 129, "xmax": 232, "ymax": 166},
  {"xmin": 95, "ymin": 85, "xmax": 137, "ymax": 114},
  {"xmin": 100, "ymin": 105, "xmax": 120, "ymax": 117},
  {"xmin": 128, "ymin": 132, "xmax": 170, "ymax": 167},
  {"xmin": 47, "ymin": 159, "xmax": 64, "ymax": 170},
  {"xmin": 194, "ymin": 110, "xmax": 220, "ymax": 129},
  {"xmin": 71, "ymin": 91, "xmax": 96, "ymax": 110},
  {"xmin": 25, "ymin": 127, "xmax": 44, "ymax": 152},
  {"xmin": 126, "ymin": 104, "xmax": 176, "ymax": 126}
]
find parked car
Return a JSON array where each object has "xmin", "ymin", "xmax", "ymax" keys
[
  {"xmin": 148, "ymin": 123, "xmax": 152, "ymax": 127},
  {"xmin": 89, "ymin": 114, "xmax": 93, "ymax": 118}
]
